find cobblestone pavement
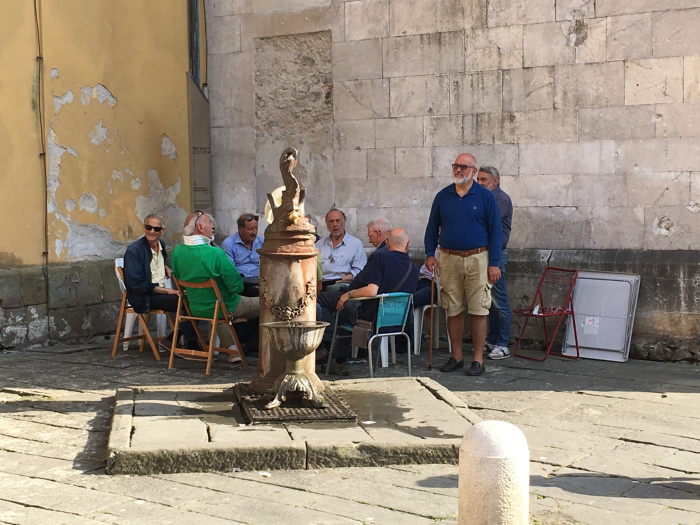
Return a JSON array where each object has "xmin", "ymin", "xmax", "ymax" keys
[{"xmin": 0, "ymin": 339, "xmax": 699, "ymax": 525}]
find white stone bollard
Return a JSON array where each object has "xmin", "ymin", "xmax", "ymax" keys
[{"xmin": 459, "ymin": 420, "xmax": 530, "ymax": 525}]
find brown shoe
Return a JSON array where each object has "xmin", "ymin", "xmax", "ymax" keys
[{"xmin": 328, "ymin": 358, "xmax": 348, "ymax": 377}]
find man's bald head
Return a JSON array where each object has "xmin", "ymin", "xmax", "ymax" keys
[{"xmin": 387, "ymin": 228, "xmax": 410, "ymax": 252}]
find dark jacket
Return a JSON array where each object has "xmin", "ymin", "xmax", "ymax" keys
[{"xmin": 123, "ymin": 236, "xmax": 167, "ymax": 314}]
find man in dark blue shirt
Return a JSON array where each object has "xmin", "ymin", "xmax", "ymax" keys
[
  {"xmin": 477, "ymin": 166, "xmax": 513, "ymax": 361},
  {"xmin": 424, "ymin": 153, "xmax": 503, "ymax": 376},
  {"xmin": 330, "ymin": 228, "xmax": 419, "ymax": 375}
]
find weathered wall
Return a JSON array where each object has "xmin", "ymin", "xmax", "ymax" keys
[
  {"xmin": 208, "ymin": 0, "xmax": 700, "ymax": 247},
  {"xmin": 0, "ymin": 1, "xmax": 200, "ymax": 348},
  {"xmin": 0, "ymin": 1, "xmax": 47, "ymax": 269},
  {"xmin": 43, "ymin": 1, "xmax": 193, "ymax": 261},
  {"xmin": 206, "ymin": 0, "xmax": 700, "ymax": 341}
]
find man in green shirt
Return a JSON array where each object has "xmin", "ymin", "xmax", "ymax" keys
[{"xmin": 171, "ymin": 212, "xmax": 259, "ymax": 354}]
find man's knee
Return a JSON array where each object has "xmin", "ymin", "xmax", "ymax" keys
[{"xmin": 232, "ymin": 296, "xmax": 260, "ymax": 319}]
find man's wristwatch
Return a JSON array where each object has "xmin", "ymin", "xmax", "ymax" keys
[{"xmin": 348, "ymin": 290, "xmax": 353, "ymax": 299}]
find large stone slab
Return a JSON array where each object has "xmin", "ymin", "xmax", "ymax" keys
[{"xmin": 107, "ymin": 378, "xmax": 477, "ymax": 475}]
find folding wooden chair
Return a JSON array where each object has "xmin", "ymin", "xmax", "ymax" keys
[
  {"xmin": 513, "ymin": 267, "xmax": 580, "ymax": 362},
  {"xmin": 111, "ymin": 265, "xmax": 173, "ymax": 361},
  {"xmin": 168, "ymin": 277, "xmax": 249, "ymax": 375}
]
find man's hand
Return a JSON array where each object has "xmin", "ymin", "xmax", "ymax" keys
[
  {"xmin": 165, "ymin": 266, "xmax": 172, "ymax": 278},
  {"xmin": 425, "ymin": 256, "xmax": 438, "ymax": 272},
  {"xmin": 340, "ymin": 273, "xmax": 354, "ymax": 283},
  {"xmin": 488, "ymin": 266, "xmax": 501, "ymax": 284},
  {"xmin": 337, "ymin": 292, "xmax": 350, "ymax": 310},
  {"xmin": 154, "ymin": 286, "xmax": 180, "ymax": 296}
]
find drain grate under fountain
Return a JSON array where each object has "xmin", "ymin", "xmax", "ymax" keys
[{"xmin": 234, "ymin": 382, "xmax": 357, "ymax": 424}]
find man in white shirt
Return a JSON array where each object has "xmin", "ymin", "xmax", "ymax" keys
[{"xmin": 315, "ymin": 208, "xmax": 366, "ymax": 290}]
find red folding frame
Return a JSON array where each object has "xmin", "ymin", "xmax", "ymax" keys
[{"xmin": 513, "ymin": 267, "xmax": 580, "ymax": 362}]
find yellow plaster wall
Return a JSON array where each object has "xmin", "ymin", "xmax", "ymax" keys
[
  {"xmin": 42, "ymin": 0, "xmax": 192, "ymax": 261},
  {"xmin": 0, "ymin": 1, "xmax": 47, "ymax": 268}
]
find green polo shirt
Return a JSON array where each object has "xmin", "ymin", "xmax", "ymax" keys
[{"xmin": 171, "ymin": 243, "xmax": 243, "ymax": 318}]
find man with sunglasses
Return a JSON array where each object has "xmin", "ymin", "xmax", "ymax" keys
[
  {"xmin": 424, "ymin": 153, "xmax": 503, "ymax": 377},
  {"xmin": 123, "ymin": 214, "xmax": 198, "ymax": 350},
  {"xmin": 222, "ymin": 214, "xmax": 264, "ymax": 280}
]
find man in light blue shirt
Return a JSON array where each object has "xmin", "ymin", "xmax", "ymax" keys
[
  {"xmin": 221, "ymin": 214, "xmax": 264, "ymax": 278},
  {"xmin": 316, "ymin": 209, "xmax": 367, "ymax": 287}
]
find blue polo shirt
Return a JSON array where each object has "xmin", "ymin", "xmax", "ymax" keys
[{"xmin": 424, "ymin": 182, "xmax": 503, "ymax": 266}]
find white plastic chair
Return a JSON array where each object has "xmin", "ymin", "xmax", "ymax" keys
[{"xmin": 114, "ymin": 258, "xmax": 168, "ymax": 351}]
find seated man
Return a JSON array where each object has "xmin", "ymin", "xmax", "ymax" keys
[
  {"xmin": 123, "ymin": 213, "xmax": 197, "ymax": 349},
  {"xmin": 317, "ymin": 218, "xmax": 392, "ymax": 354},
  {"xmin": 316, "ymin": 209, "xmax": 366, "ymax": 289},
  {"xmin": 171, "ymin": 211, "xmax": 259, "ymax": 360},
  {"xmin": 330, "ymin": 228, "xmax": 420, "ymax": 375},
  {"xmin": 221, "ymin": 213, "xmax": 264, "ymax": 279}
]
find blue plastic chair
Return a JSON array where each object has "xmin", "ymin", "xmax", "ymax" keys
[{"xmin": 326, "ymin": 293, "xmax": 413, "ymax": 378}]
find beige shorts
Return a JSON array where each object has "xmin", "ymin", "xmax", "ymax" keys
[{"xmin": 438, "ymin": 250, "xmax": 492, "ymax": 317}]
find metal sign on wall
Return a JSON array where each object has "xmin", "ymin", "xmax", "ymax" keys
[{"xmin": 188, "ymin": 74, "xmax": 212, "ymax": 213}]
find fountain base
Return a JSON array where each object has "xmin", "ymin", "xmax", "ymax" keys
[{"xmin": 234, "ymin": 382, "xmax": 356, "ymax": 424}]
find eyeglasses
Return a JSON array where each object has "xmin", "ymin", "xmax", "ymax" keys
[
  {"xmin": 243, "ymin": 215, "xmax": 259, "ymax": 222},
  {"xmin": 367, "ymin": 230, "xmax": 378, "ymax": 241},
  {"xmin": 144, "ymin": 225, "xmax": 163, "ymax": 232},
  {"xmin": 452, "ymin": 163, "xmax": 475, "ymax": 171},
  {"xmin": 194, "ymin": 211, "xmax": 204, "ymax": 227}
]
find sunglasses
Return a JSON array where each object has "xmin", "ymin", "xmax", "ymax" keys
[
  {"xmin": 452, "ymin": 163, "xmax": 475, "ymax": 171},
  {"xmin": 243, "ymin": 214, "xmax": 259, "ymax": 222},
  {"xmin": 144, "ymin": 225, "xmax": 163, "ymax": 232},
  {"xmin": 194, "ymin": 211, "xmax": 204, "ymax": 227}
]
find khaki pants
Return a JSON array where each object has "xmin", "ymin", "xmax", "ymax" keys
[{"xmin": 216, "ymin": 296, "xmax": 259, "ymax": 347}]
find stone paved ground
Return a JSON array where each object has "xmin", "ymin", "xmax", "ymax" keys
[{"xmin": 0, "ymin": 339, "xmax": 699, "ymax": 524}]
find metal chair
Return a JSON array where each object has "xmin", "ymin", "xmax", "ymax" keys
[
  {"xmin": 412, "ymin": 273, "xmax": 451, "ymax": 355},
  {"xmin": 513, "ymin": 267, "xmax": 580, "ymax": 362},
  {"xmin": 111, "ymin": 264, "xmax": 173, "ymax": 361},
  {"xmin": 168, "ymin": 277, "xmax": 248, "ymax": 375},
  {"xmin": 327, "ymin": 293, "xmax": 413, "ymax": 378}
]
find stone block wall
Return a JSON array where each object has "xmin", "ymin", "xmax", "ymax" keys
[
  {"xmin": 0, "ymin": 261, "xmax": 121, "ymax": 349},
  {"xmin": 207, "ymin": 0, "xmax": 700, "ymax": 250},
  {"xmin": 205, "ymin": 0, "xmax": 700, "ymax": 343}
]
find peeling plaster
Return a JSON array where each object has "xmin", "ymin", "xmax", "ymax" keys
[
  {"xmin": 135, "ymin": 169, "xmax": 188, "ymax": 245},
  {"xmin": 62, "ymin": 220, "xmax": 130, "ymax": 260},
  {"xmin": 55, "ymin": 239, "xmax": 63, "ymax": 257},
  {"xmin": 687, "ymin": 201, "xmax": 700, "ymax": 213},
  {"xmin": 88, "ymin": 120, "xmax": 107, "ymax": 145},
  {"xmin": 161, "ymin": 134, "xmax": 177, "ymax": 161},
  {"xmin": 50, "ymin": 68, "xmax": 58, "ymax": 78},
  {"xmin": 80, "ymin": 84, "xmax": 117, "ymax": 107},
  {"xmin": 65, "ymin": 198, "xmax": 75, "ymax": 212},
  {"xmin": 131, "ymin": 178, "xmax": 142, "ymax": 190},
  {"xmin": 53, "ymin": 90, "xmax": 73, "ymax": 113},
  {"xmin": 99, "ymin": 208, "xmax": 106, "ymax": 219},
  {"xmin": 112, "ymin": 170, "xmax": 123, "ymax": 182},
  {"xmin": 652, "ymin": 216, "xmax": 675, "ymax": 236},
  {"xmin": 125, "ymin": 169, "xmax": 134, "ymax": 178},
  {"xmin": 79, "ymin": 192, "xmax": 98, "ymax": 213}
]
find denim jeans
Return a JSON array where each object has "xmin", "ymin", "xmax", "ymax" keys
[{"xmin": 487, "ymin": 249, "xmax": 511, "ymax": 347}]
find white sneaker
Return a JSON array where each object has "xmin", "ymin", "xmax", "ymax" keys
[
  {"xmin": 483, "ymin": 342, "xmax": 495, "ymax": 353},
  {"xmin": 488, "ymin": 345, "xmax": 510, "ymax": 360},
  {"xmin": 227, "ymin": 345, "xmax": 242, "ymax": 363}
]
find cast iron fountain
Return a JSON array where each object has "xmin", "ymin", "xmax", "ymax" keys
[{"xmin": 234, "ymin": 147, "xmax": 355, "ymax": 423}]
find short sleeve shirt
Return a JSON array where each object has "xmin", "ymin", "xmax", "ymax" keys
[{"xmin": 150, "ymin": 248, "xmax": 166, "ymax": 287}]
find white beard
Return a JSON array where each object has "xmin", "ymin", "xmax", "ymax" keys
[{"xmin": 453, "ymin": 173, "xmax": 473, "ymax": 185}]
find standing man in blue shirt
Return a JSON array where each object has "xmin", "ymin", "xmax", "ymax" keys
[
  {"xmin": 222, "ymin": 214, "xmax": 264, "ymax": 278},
  {"xmin": 316, "ymin": 209, "xmax": 367, "ymax": 289},
  {"xmin": 477, "ymin": 166, "xmax": 513, "ymax": 360},
  {"xmin": 424, "ymin": 153, "xmax": 503, "ymax": 376}
]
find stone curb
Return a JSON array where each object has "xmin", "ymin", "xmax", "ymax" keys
[
  {"xmin": 108, "ymin": 443, "xmax": 307, "ymax": 475},
  {"xmin": 107, "ymin": 378, "xmax": 481, "ymax": 475}
]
